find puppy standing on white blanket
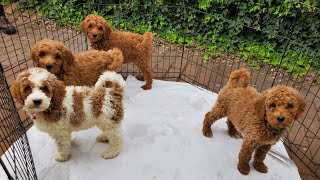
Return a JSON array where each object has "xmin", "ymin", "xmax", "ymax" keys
[{"xmin": 10, "ymin": 68, "xmax": 126, "ymax": 162}]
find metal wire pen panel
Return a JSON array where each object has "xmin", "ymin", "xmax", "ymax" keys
[
  {"xmin": 0, "ymin": 64, "xmax": 37, "ymax": 180},
  {"xmin": 0, "ymin": 1, "xmax": 319, "ymax": 179}
]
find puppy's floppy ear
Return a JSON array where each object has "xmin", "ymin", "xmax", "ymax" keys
[
  {"xmin": 254, "ymin": 94, "xmax": 267, "ymax": 120},
  {"xmin": 99, "ymin": 16, "xmax": 112, "ymax": 38},
  {"xmin": 59, "ymin": 44, "xmax": 75, "ymax": 73},
  {"xmin": 80, "ymin": 14, "xmax": 96, "ymax": 35},
  {"xmin": 295, "ymin": 95, "xmax": 306, "ymax": 120},
  {"xmin": 10, "ymin": 80, "xmax": 24, "ymax": 105},
  {"xmin": 50, "ymin": 76, "xmax": 66, "ymax": 106},
  {"xmin": 30, "ymin": 44, "xmax": 40, "ymax": 66},
  {"xmin": 80, "ymin": 15, "xmax": 89, "ymax": 34},
  {"xmin": 44, "ymin": 75, "xmax": 66, "ymax": 122},
  {"xmin": 10, "ymin": 72, "xmax": 30, "ymax": 105}
]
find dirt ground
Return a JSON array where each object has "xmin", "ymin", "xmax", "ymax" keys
[{"xmin": 0, "ymin": 4, "xmax": 319, "ymax": 179}]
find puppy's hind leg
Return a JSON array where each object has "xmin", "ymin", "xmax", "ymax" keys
[
  {"xmin": 202, "ymin": 100, "xmax": 227, "ymax": 137},
  {"xmin": 135, "ymin": 75, "xmax": 144, "ymax": 81},
  {"xmin": 97, "ymin": 124, "xmax": 123, "ymax": 159},
  {"xmin": 136, "ymin": 61, "xmax": 153, "ymax": 90},
  {"xmin": 227, "ymin": 120, "xmax": 242, "ymax": 139},
  {"xmin": 141, "ymin": 66, "xmax": 153, "ymax": 90}
]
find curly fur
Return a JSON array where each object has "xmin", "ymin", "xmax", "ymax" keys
[
  {"xmin": 202, "ymin": 68, "xmax": 306, "ymax": 175},
  {"xmin": 80, "ymin": 14, "xmax": 153, "ymax": 90},
  {"xmin": 31, "ymin": 39, "xmax": 124, "ymax": 86},
  {"xmin": 10, "ymin": 68, "xmax": 126, "ymax": 161}
]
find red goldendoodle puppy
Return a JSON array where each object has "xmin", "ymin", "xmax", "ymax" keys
[
  {"xmin": 31, "ymin": 39, "xmax": 123, "ymax": 86},
  {"xmin": 202, "ymin": 68, "xmax": 306, "ymax": 175},
  {"xmin": 80, "ymin": 14, "xmax": 153, "ymax": 90}
]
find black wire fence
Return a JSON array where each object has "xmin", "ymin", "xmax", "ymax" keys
[
  {"xmin": 0, "ymin": 1, "xmax": 319, "ymax": 179},
  {"xmin": 0, "ymin": 63, "xmax": 37, "ymax": 180}
]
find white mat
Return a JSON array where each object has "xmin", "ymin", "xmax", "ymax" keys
[{"xmin": 1, "ymin": 76, "xmax": 301, "ymax": 180}]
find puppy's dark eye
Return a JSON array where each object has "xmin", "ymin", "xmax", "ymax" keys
[
  {"xmin": 24, "ymin": 86, "xmax": 31, "ymax": 92},
  {"xmin": 41, "ymin": 86, "xmax": 49, "ymax": 93},
  {"xmin": 39, "ymin": 51, "xmax": 45, "ymax": 57},
  {"xmin": 55, "ymin": 54, "xmax": 62, "ymax": 59},
  {"xmin": 98, "ymin": 26, "xmax": 103, "ymax": 30},
  {"xmin": 270, "ymin": 103, "xmax": 276, "ymax": 108},
  {"xmin": 88, "ymin": 24, "xmax": 92, "ymax": 28},
  {"xmin": 286, "ymin": 104, "xmax": 294, "ymax": 109}
]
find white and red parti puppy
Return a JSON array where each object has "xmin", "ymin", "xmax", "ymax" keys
[{"xmin": 10, "ymin": 68, "xmax": 126, "ymax": 162}]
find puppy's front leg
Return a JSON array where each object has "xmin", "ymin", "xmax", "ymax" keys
[
  {"xmin": 238, "ymin": 139, "xmax": 258, "ymax": 175},
  {"xmin": 253, "ymin": 144, "xmax": 271, "ymax": 173},
  {"xmin": 52, "ymin": 133, "xmax": 71, "ymax": 162}
]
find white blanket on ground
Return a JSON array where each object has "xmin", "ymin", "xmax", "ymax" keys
[{"xmin": 0, "ymin": 76, "xmax": 300, "ymax": 180}]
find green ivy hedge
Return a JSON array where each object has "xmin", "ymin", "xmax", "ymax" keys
[{"xmin": 13, "ymin": 0, "xmax": 320, "ymax": 76}]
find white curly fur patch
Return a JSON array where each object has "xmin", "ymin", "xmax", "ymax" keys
[
  {"xmin": 28, "ymin": 68, "xmax": 49, "ymax": 86},
  {"xmin": 95, "ymin": 71, "xmax": 126, "ymax": 91}
]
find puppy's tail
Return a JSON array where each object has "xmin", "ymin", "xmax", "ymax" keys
[
  {"xmin": 104, "ymin": 48, "xmax": 124, "ymax": 71},
  {"xmin": 95, "ymin": 71, "xmax": 126, "ymax": 92},
  {"xmin": 227, "ymin": 68, "xmax": 250, "ymax": 88},
  {"xmin": 136, "ymin": 32, "xmax": 153, "ymax": 51}
]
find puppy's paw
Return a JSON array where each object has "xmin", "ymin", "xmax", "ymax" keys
[
  {"xmin": 54, "ymin": 153, "xmax": 70, "ymax": 162},
  {"xmin": 135, "ymin": 75, "xmax": 145, "ymax": 81},
  {"xmin": 101, "ymin": 149, "xmax": 120, "ymax": 159},
  {"xmin": 96, "ymin": 134, "xmax": 109, "ymax": 143},
  {"xmin": 141, "ymin": 84, "xmax": 152, "ymax": 90},
  {"xmin": 202, "ymin": 128, "xmax": 213, "ymax": 138},
  {"xmin": 228, "ymin": 131, "xmax": 243, "ymax": 139},
  {"xmin": 253, "ymin": 162, "xmax": 268, "ymax": 173},
  {"xmin": 238, "ymin": 163, "xmax": 250, "ymax": 175}
]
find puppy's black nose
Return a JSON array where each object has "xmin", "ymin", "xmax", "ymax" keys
[
  {"xmin": 93, "ymin": 34, "xmax": 97, "ymax": 38},
  {"xmin": 277, "ymin": 116, "xmax": 285, "ymax": 122},
  {"xmin": 33, "ymin": 99, "xmax": 42, "ymax": 106},
  {"xmin": 46, "ymin": 64, "xmax": 53, "ymax": 70}
]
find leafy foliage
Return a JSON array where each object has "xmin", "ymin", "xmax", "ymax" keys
[
  {"xmin": 1, "ymin": 0, "xmax": 16, "ymax": 5},
  {"xmin": 14, "ymin": 0, "xmax": 320, "ymax": 76}
]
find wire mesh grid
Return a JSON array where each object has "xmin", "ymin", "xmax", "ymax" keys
[
  {"xmin": 0, "ymin": 64, "xmax": 37, "ymax": 180},
  {"xmin": 0, "ymin": 2, "xmax": 319, "ymax": 179}
]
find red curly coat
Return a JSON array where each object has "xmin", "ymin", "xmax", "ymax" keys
[
  {"xmin": 31, "ymin": 39, "xmax": 123, "ymax": 87},
  {"xmin": 81, "ymin": 14, "xmax": 153, "ymax": 90},
  {"xmin": 202, "ymin": 68, "xmax": 306, "ymax": 175}
]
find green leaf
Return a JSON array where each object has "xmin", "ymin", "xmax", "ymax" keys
[{"xmin": 203, "ymin": 54, "xmax": 209, "ymax": 61}]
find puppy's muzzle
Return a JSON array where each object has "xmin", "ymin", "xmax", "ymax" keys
[
  {"xmin": 93, "ymin": 34, "xmax": 97, "ymax": 38},
  {"xmin": 33, "ymin": 99, "xmax": 42, "ymax": 107}
]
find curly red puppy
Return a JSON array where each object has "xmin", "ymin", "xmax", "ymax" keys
[
  {"xmin": 80, "ymin": 14, "xmax": 153, "ymax": 90},
  {"xmin": 31, "ymin": 39, "xmax": 123, "ymax": 86},
  {"xmin": 202, "ymin": 68, "xmax": 306, "ymax": 175}
]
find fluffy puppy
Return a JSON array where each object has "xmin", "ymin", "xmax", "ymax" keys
[
  {"xmin": 31, "ymin": 39, "xmax": 123, "ymax": 86},
  {"xmin": 10, "ymin": 68, "xmax": 126, "ymax": 161},
  {"xmin": 202, "ymin": 68, "xmax": 306, "ymax": 175},
  {"xmin": 80, "ymin": 14, "xmax": 153, "ymax": 90}
]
